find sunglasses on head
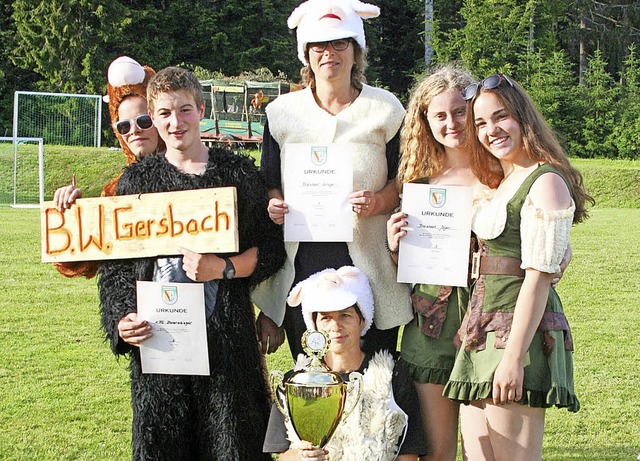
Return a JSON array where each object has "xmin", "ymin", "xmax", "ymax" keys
[
  {"xmin": 462, "ymin": 73, "xmax": 514, "ymax": 101},
  {"xmin": 114, "ymin": 114, "xmax": 153, "ymax": 135},
  {"xmin": 308, "ymin": 39, "xmax": 351, "ymax": 53}
]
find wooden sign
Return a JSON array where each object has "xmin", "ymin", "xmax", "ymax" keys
[{"xmin": 41, "ymin": 187, "xmax": 238, "ymax": 263}]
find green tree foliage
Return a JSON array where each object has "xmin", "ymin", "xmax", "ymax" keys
[
  {"xmin": 525, "ymin": 51, "xmax": 582, "ymax": 155},
  {"xmin": 429, "ymin": 0, "xmax": 464, "ymax": 66},
  {"xmin": 446, "ymin": 0, "xmax": 532, "ymax": 76},
  {"xmin": 440, "ymin": 0, "xmax": 564, "ymax": 80},
  {"xmin": 579, "ymin": 49, "xmax": 619, "ymax": 158},
  {"xmin": 206, "ymin": 0, "xmax": 299, "ymax": 78},
  {"xmin": 562, "ymin": 0, "xmax": 640, "ymax": 79},
  {"xmin": 111, "ymin": 0, "xmax": 300, "ymax": 81},
  {"xmin": 366, "ymin": 0, "xmax": 423, "ymax": 98},
  {"xmin": 0, "ymin": 2, "xmax": 38, "ymax": 136},
  {"xmin": 611, "ymin": 44, "xmax": 640, "ymax": 159},
  {"xmin": 0, "ymin": 3, "xmax": 15, "ymax": 136},
  {"xmin": 12, "ymin": 0, "xmax": 124, "ymax": 94}
]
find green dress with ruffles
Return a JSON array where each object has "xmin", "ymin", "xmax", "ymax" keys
[
  {"xmin": 398, "ymin": 177, "xmax": 470, "ymax": 386},
  {"xmin": 443, "ymin": 164, "xmax": 579, "ymax": 411},
  {"xmin": 400, "ymin": 284, "xmax": 468, "ymax": 386}
]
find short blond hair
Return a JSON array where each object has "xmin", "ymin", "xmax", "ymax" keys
[{"xmin": 147, "ymin": 66, "xmax": 204, "ymax": 112}]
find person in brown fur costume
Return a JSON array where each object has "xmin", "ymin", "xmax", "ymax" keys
[{"xmin": 53, "ymin": 56, "xmax": 165, "ymax": 278}]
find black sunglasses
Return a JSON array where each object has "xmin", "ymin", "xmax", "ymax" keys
[
  {"xmin": 308, "ymin": 39, "xmax": 351, "ymax": 53},
  {"xmin": 462, "ymin": 73, "xmax": 514, "ymax": 101},
  {"xmin": 114, "ymin": 114, "xmax": 153, "ymax": 135}
]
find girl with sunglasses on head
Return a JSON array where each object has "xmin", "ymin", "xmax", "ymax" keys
[
  {"xmin": 387, "ymin": 66, "xmax": 574, "ymax": 461},
  {"xmin": 254, "ymin": 0, "xmax": 412, "ymax": 359},
  {"xmin": 53, "ymin": 56, "xmax": 164, "ymax": 278},
  {"xmin": 441, "ymin": 73, "xmax": 591, "ymax": 460}
]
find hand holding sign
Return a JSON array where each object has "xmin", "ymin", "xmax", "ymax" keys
[{"xmin": 41, "ymin": 187, "xmax": 238, "ymax": 263}]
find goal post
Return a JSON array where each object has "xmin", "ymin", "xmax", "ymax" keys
[
  {"xmin": 13, "ymin": 91, "xmax": 102, "ymax": 148},
  {"xmin": 0, "ymin": 137, "xmax": 44, "ymax": 208}
]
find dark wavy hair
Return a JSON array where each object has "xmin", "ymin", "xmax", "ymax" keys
[{"xmin": 466, "ymin": 77, "xmax": 593, "ymax": 223}]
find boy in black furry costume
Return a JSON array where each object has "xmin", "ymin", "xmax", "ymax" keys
[{"xmin": 97, "ymin": 66, "xmax": 285, "ymax": 460}]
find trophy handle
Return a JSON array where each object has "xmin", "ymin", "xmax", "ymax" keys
[
  {"xmin": 341, "ymin": 371, "xmax": 363, "ymax": 423},
  {"xmin": 270, "ymin": 370, "xmax": 290, "ymax": 422}
]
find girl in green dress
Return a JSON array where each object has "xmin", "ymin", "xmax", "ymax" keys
[
  {"xmin": 443, "ymin": 74, "xmax": 592, "ymax": 460},
  {"xmin": 387, "ymin": 64, "xmax": 494, "ymax": 461}
]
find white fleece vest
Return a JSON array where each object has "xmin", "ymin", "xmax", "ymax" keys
[
  {"xmin": 252, "ymin": 85, "xmax": 412, "ymax": 330},
  {"xmin": 286, "ymin": 352, "xmax": 408, "ymax": 461}
]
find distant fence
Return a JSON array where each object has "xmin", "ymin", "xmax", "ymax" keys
[
  {"xmin": 13, "ymin": 91, "xmax": 102, "ymax": 148},
  {"xmin": 0, "ymin": 137, "xmax": 44, "ymax": 208}
]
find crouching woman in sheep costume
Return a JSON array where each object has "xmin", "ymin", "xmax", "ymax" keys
[{"xmin": 263, "ymin": 266, "xmax": 427, "ymax": 461}]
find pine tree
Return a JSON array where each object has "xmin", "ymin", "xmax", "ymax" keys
[
  {"xmin": 12, "ymin": 0, "xmax": 124, "ymax": 93},
  {"xmin": 579, "ymin": 49, "xmax": 619, "ymax": 158},
  {"xmin": 611, "ymin": 44, "xmax": 640, "ymax": 159},
  {"xmin": 525, "ymin": 50, "xmax": 582, "ymax": 156}
]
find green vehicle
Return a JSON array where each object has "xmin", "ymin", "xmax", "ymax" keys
[{"xmin": 199, "ymin": 80, "xmax": 301, "ymax": 149}]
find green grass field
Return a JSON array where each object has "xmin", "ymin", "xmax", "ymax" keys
[{"xmin": 0, "ymin": 154, "xmax": 638, "ymax": 459}]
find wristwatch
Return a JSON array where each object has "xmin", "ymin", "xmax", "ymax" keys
[{"xmin": 222, "ymin": 257, "xmax": 236, "ymax": 280}]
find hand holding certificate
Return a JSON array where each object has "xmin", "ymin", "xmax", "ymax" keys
[
  {"xmin": 136, "ymin": 281, "xmax": 210, "ymax": 375},
  {"xmin": 397, "ymin": 183, "xmax": 473, "ymax": 287},
  {"xmin": 283, "ymin": 143, "xmax": 353, "ymax": 242}
]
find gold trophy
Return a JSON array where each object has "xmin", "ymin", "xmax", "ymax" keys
[{"xmin": 270, "ymin": 329, "xmax": 362, "ymax": 448}]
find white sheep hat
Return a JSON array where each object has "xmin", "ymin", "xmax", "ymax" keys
[
  {"xmin": 287, "ymin": 0, "xmax": 380, "ymax": 64},
  {"xmin": 287, "ymin": 266, "xmax": 374, "ymax": 336}
]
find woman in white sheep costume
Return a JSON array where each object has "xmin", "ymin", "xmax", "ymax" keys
[
  {"xmin": 253, "ymin": 0, "xmax": 413, "ymax": 362},
  {"xmin": 263, "ymin": 266, "xmax": 427, "ymax": 460}
]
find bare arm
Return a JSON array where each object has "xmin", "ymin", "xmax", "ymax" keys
[
  {"xmin": 396, "ymin": 455, "xmax": 419, "ymax": 461},
  {"xmin": 386, "ymin": 210, "xmax": 407, "ymax": 265},
  {"xmin": 180, "ymin": 246, "xmax": 258, "ymax": 281},
  {"xmin": 117, "ymin": 312, "xmax": 153, "ymax": 346},
  {"xmin": 53, "ymin": 177, "xmax": 83, "ymax": 211},
  {"xmin": 492, "ymin": 269, "xmax": 553, "ymax": 404},
  {"xmin": 278, "ymin": 449, "xmax": 301, "ymax": 461},
  {"xmin": 256, "ymin": 311, "xmax": 285, "ymax": 354},
  {"xmin": 552, "ymin": 242, "xmax": 572, "ymax": 288},
  {"xmin": 278, "ymin": 442, "xmax": 328, "ymax": 461}
]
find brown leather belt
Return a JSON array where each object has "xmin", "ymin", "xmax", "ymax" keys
[{"xmin": 471, "ymin": 253, "xmax": 525, "ymax": 279}]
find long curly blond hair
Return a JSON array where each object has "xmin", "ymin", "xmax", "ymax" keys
[
  {"xmin": 396, "ymin": 64, "xmax": 478, "ymax": 191},
  {"xmin": 466, "ymin": 77, "xmax": 594, "ymax": 223}
]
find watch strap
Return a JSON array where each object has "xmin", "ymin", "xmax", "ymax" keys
[{"xmin": 222, "ymin": 257, "xmax": 236, "ymax": 280}]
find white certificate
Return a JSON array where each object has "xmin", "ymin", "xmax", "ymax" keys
[
  {"xmin": 283, "ymin": 143, "xmax": 353, "ymax": 242},
  {"xmin": 397, "ymin": 183, "xmax": 473, "ymax": 287},
  {"xmin": 136, "ymin": 281, "xmax": 210, "ymax": 375}
]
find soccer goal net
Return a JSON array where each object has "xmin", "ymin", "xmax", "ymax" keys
[
  {"xmin": 0, "ymin": 137, "xmax": 44, "ymax": 208},
  {"xmin": 13, "ymin": 91, "xmax": 102, "ymax": 147}
]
